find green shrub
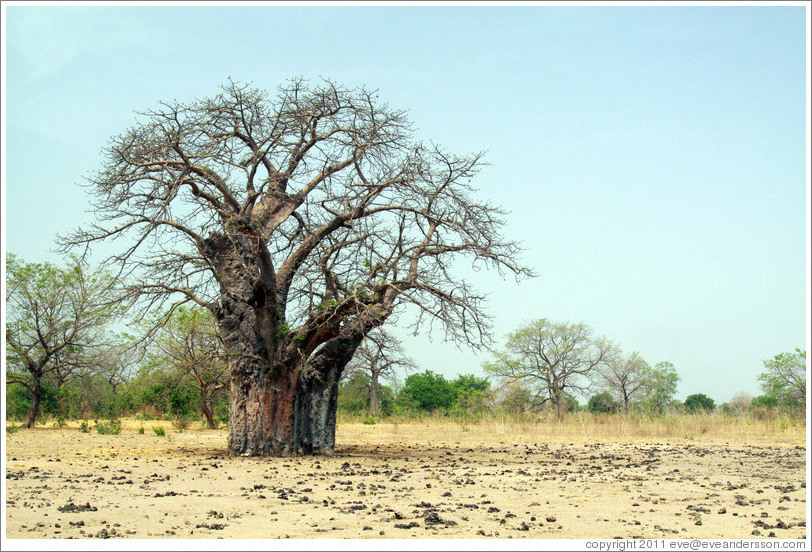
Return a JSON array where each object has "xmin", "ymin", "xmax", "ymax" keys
[
  {"xmin": 172, "ymin": 416, "xmax": 190, "ymax": 432},
  {"xmin": 6, "ymin": 424, "xmax": 21, "ymax": 434},
  {"xmin": 153, "ymin": 425, "xmax": 166, "ymax": 437},
  {"xmin": 451, "ymin": 375, "xmax": 492, "ymax": 416},
  {"xmin": 399, "ymin": 370, "xmax": 456, "ymax": 412},
  {"xmin": 750, "ymin": 395, "xmax": 779, "ymax": 409},
  {"xmin": 137, "ymin": 425, "xmax": 145, "ymax": 434},
  {"xmin": 79, "ymin": 420, "xmax": 91, "ymax": 433},
  {"xmin": 5, "ymin": 380, "xmax": 62, "ymax": 421},
  {"xmin": 95, "ymin": 419, "xmax": 121, "ymax": 435},
  {"xmin": 684, "ymin": 393, "xmax": 715, "ymax": 413},
  {"xmin": 588, "ymin": 392, "xmax": 619, "ymax": 414},
  {"xmin": 362, "ymin": 416, "xmax": 377, "ymax": 425}
]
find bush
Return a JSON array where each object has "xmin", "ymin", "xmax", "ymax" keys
[
  {"xmin": 451, "ymin": 375, "xmax": 492, "ymax": 416},
  {"xmin": 172, "ymin": 416, "xmax": 191, "ymax": 432},
  {"xmin": 684, "ymin": 393, "xmax": 715, "ymax": 413},
  {"xmin": 495, "ymin": 381, "xmax": 535, "ymax": 413},
  {"xmin": 79, "ymin": 420, "xmax": 91, "ymax": 433},
  {"xmin": 94, "ymin": 419, "xmax": 121, "ymax": 435},
  {"xmin": 337, "ymin": 393, "xmax": 368, "ymax": 415},
  {"xmin": 153, "ymin": 425, "xmax": 166, "ymax": 437},
  {"xmin": 399, "ymin": 370, "xmax": 457, "ymax": 412},
  {"xmin": 337, "ymin": 372, "xmax": 370, "ymax": 415},
  {"xmin": 61, "ymin": 375, "xmax": 129, "ymax": 419},
  {"xmin": 5, "ymin": 380, "xmax": 61, "ymax": 421},
  {"xmin": 588, "ymin": 392, "xmax": 619, "ymax": 414},
  {"xmin": 138, "ymin": 425, "xmax": 145, "ymax": 434},
  {"xmin": 750, "ymin": 395, "xmax": 779, "ymax": 409},
  {"xmin": 133, "ymin": 372, "xmax": 200, "ymax": 419}
]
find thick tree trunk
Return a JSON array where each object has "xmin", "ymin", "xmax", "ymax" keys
[
  {"xmin": 554, "ymin": 393, "xmax": 564, "ymax": 421},
  {"xmin": 369, "ymin": 369, "xmax": 381, "ymax": 417},
  {"xmin": 228, "ymin": 359, "xmax": 344, "ymax": 455},
  {"xmin": 25, "ymin": 376, "xmax": 42, "ymax": 429},
  {"xmin": 227, "ymin": 335, "xmax": 361, "ymax": 456},
  {"xmin": 209, "ymin": 232, "xmax": 384, "ymax": 456}
]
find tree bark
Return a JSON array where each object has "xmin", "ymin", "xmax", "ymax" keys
[
  {"xmin": 227, "ymin": 361, "xmax": 342, "ymax": 455},
  {"xmin": 369, "ymin": 368, "xmax": 381, "ymax": 417},
  {"xmin": 25, "ymin": 373, "xmax": 42, "ymax": 429},
  {"xmin": 554, "ymin": 391, "xmax": 564, "ymax": 421},
  {"xmin": 200, "ymin": 389, "xmax": 216, "ymax": 430},
  {"xmin": 226, "ymin": 335, "xmax": 362, "ymax": 456}
]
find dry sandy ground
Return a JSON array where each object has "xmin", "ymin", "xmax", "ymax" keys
[{"xmin": 3, "ymin": 421, "xmax": 808, "ymax": 540}]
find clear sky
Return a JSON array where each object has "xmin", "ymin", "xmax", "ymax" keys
[{"xmin": 2, "ymin": 3, "xmax": 809, "ymax": 404}]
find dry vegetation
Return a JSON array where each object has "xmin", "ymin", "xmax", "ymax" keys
[{"xmin": 4, "ymin": 414, "xmax": 808, "ymax": 540}]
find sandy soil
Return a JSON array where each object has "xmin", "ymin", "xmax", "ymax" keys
[{"xmin": 3, "ymin": 421, "xmax": 808, "ymax": 540}]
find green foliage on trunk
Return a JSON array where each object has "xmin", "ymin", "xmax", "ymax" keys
[{"xmin": 5, "ymin": 380, "xmax": 61, "ymax": 421}]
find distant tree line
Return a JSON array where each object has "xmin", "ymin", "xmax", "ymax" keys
[{"xmin": 5, "ymin": 255, "xmax": 806, "ymax": 426}]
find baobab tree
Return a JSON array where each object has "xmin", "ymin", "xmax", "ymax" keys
[
  {"xmin": 343, "ymin": 328, "xmax": 415, "ymax": 416},
  {"xmin": 61, "ymin": 79, "xmax": 532, "ymax": 455},
  {"xmin": 484, "ymin": 319, "xmax": 613, "ymax": 420}
]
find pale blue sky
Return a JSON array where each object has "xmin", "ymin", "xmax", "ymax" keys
[{"xmin": 3, "ymin": 4, "xmax": 808, "ymax": 403}]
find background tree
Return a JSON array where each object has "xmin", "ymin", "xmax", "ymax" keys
[
  {"xmin": 5, "ymin": 254, "xmax": 118, "ymax": 428},
  {"xmin": 154, "ymin": 306, "xmax": 228, "ymax": 428},
  {"xmin": 342, "ymin": 328, "xmax": 415, "ymax": 416},
  {"xmin": 493, "ymin": 379, "xmax": 536, "ymax": 414},
  {"xmin": 450, "ymin": 374, "xmax": 491, "ymax": 415},
  {"xmin": 68, "ymin": 334, "xmax": 140, "ymax": 418},
  {"xmin": 684, "ymin": 393, "xmax": 715, "ymax": 413},
  {"xmin": 588, "ymin": 391, "xmax": 619, "ymax": 414},
  {"xmin": 727, "ymin": 392, "xmax": 752, "ymax": 415},
  {"xmin": 758, "ymin": 349, "xmax": 806, "ymax": 410},
  {"xmin": 398, "ymin": 370, "xmax": 457, "ymax": 412},
  {"xmin": 61, "ymin": 79, "xmax": 532, "ymax": 455},
  {"xmin": 484, "ymin": 319, "xmax": 614, "ymax": 420},
  {"xmin": 599, "ymin": 350, "xmax": 649, "ymax": 412},
  {"xmin": 639, "ymin": 361, "xmax": 681, "ymax": 413},
  {"xmin": 337, "ymin": 372, "xmax": 372, "ymax": 415}
]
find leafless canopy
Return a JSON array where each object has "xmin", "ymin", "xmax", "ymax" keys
[
  {"xmin": 599, "ymin": 351, "xmax": 649, "ymax": 411},
  {"xmin": 344, "ymin": 328, "xmax": 416, "ymax": 382},
  {"xmin": 61, "ymin": 79, "xmax": 533, "ymax": 359}
]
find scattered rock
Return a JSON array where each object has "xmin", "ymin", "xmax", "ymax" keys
[
  {"xmin": 57, "ymin": 502, "xmax": 97, "ymax": 513},
  {"xmin": 394, "ymin": 521, "xmax": 420, "ymax": 529}
]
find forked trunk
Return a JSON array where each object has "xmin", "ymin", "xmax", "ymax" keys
[
  {"xmin": 201, "ymin": 390, "xmax": 216, "ymax": 430},
  {"xmin": 25, "ymin": 376, "xmax": 42, "ymax": 429},
  {"xmin": 211, "ymin": 233, "xmax": 381, "ymax": 456}
]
